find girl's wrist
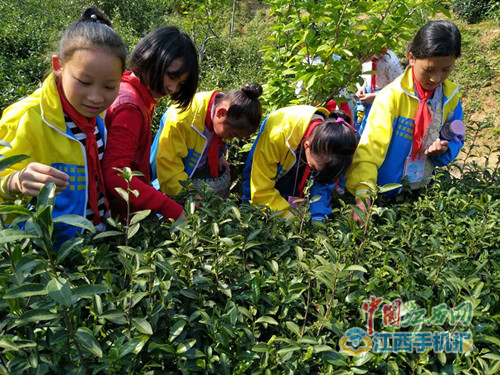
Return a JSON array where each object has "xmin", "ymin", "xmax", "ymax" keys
[{"xmin": 7, "ymin": 168, "xmax": 25, "ymax": 195}]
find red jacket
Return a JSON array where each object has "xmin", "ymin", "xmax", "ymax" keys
[{"xmin": 103, "ymin": 72, "xmax": 183, "ymax": 222}]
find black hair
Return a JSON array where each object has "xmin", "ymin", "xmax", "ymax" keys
[
  {"xmin": 129, "ymin": 26, "xmax": 199, "ymax": 111},
  {"xmin": 218, "ymin": 83, "xmax": 263, "ymax": 136},
  {"xmin": 409, "ymin": 21, "xmax": 461, "ymax": 59},
  {"xmin": 328, "ymin": 109, "xmax": 351, "ymax": 126},
  {"xmin": 58, "ymin": 6, "xmax": 126, "ymax": 71},
  {"xmin": 308, "ymin": 110, "xmax": 357, "ymax": 184}
]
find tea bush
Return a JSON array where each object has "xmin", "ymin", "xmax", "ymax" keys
[
  {"xmin": 1, "ymin": 1, "xmax": 500, "ymax": 373},
  {"xmin": 451, "ymin": 0, "xmax": 495, "ymax": 24},
  {"xmin": 1, "ymin": 123, "xmax": 500, "ymax": 373}
]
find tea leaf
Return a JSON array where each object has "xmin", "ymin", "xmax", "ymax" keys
[
  {"xmin": 75, "ymin": 327, "xmax": 102, "ymax": 357},
  {"xmin": 47, "ymin": 278, "xmax": 73, "ymax": 306},
  {"xmin": 54, "ymin": 215, "xmax": 96, "ymax": 233},
  {"xmin": 132, "ymin": 317, "xmax": 153, "ymax": 335},
  {"xmin": 4, "ymin": 283, "xmax": 46, "ymax": 299},
  {"xmin": 255, "ymin": 316, "xmax": 278, "ymax": 325}
]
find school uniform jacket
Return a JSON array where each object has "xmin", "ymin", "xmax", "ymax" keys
[
  {"xmin": 0, "ymin": 73, "xmax": 107, "ymax": 240},
  {"xmin": 346, "ymin": 66, "xmax": 464, "ymax": 196},
  {"xmin": 103, "ymin": 72, "xmax": 183, "ymax": 221},
  {"xmin": 242, "ymin": 105, "xmax": 334, "ymax": 221},
  {"xmin": 151, "ymin": 90, "xmax": 219, "ymax": 197}
]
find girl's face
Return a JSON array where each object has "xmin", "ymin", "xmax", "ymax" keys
[
  {"xmin": 152, "ymin": 58, "xmax": 190, "ymax": 99},
  {"xmin": 304, "ymin": 139, "xmax": 327, "ymax": 173},
  {"xmin": 212, "ymin": 100, "xmax": 249, "ymax": 140},
  {"xmin": 409, "ymin": 52, "xmax": 456, "ymax": 91},
  {"xmin": 53, "ymin": 48, "xmax": 122, "ymax": 118}
]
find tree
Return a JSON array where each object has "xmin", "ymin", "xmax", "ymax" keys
[{"xmin": 261, "ymin": 0, "xmax": 448, "ymax": 110}]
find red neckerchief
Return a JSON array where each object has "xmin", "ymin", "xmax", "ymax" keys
[
  {"xmin": 411, "ymin": 66, "xmax": 435, "ymax": 160},
  {"xmin": 57, "ymin": 81, "xmax": 108, "ymax": 225},
  {"xmin": 121, "ymin": 71, "xmax": 158, "ymax": 112},
  {"xmin": 370, "ymin": 47, "xmax": 389, "ymax": 92},
  {"xmin": 205, "ymin": 91, "xmax": 224, "ymax": 178},
  {"xmin": 297, "ymin": 118, "xmax": 323, "ymax": 197}
]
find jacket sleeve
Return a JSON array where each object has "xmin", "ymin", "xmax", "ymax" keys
[
  {"xmin": 345, "ymin": 87, "xmax": 397, "ymax": 196},
  {"xmin": 156, "ymin": 110, "xmax": 190, "ymax": 197},
  {"xmin": 102, "ymin": 105, "xmax": 183, "ymax": 220},
  {"xmin": 309, "ymin": 181, "xmax": 334, "ymax": 221},
  {"xmin": 0, "ymin": 110, "xmax": 36, "ymax": 201},
  {"xmin": 432, "ymin": 99, "xmax": 464, "ymax": 167},
  {"xmin": 249, "ymin": 131, "xmax": 293, "ymax": 219}
]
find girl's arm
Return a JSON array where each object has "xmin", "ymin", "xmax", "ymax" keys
[
  {"xmin": 155, "ymin": 112, "xmax": 191, "ymax": 197},
  {"xmin": 309, "ymin": 181, "xmax": 335, "ymax": 221},
  {"xmin": 1, "ymin": 109, "xmax": 68, "ymax": 199},
  {"xmin": 102, "ymin": 105, "xmax": 183, "ymax": 220},
  {"xmin": 345, "ymin": 87, "xmax": 397, "ymax": 197},
  {"xmin": 248, "ymin": 133, "xmax": 293, "ymax": 219},
  {"xmin": 309, "ymin": 182, "xmax": 335, "ymax": 221},
  {"xmin": 431, "ymin": 100, "xmax": 465, "ymax": 166}
]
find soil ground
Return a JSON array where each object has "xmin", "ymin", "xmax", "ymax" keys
[{"xmin": 448, "ymin": 17, "xmax": 500, "ymax": 175}]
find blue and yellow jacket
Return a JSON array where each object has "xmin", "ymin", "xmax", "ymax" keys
[
  {"xmin": 151, "ymin": 90, "xmax": 219, "ymax": 196},
  {"xmin": 242, "ymin": 105, "xmax": 334, "ymax": 221},
  {"xmin": 0, "ymin": 73, "xmax": 107, "ymax": 241},
  {"xmin": 346, "ymin": 67, "xmax": 464, "ymax": 196}
]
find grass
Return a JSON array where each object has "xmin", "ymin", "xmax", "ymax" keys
[{"xmin": 444, "ymin": 15, "xmax": 500, "ymax": 174}]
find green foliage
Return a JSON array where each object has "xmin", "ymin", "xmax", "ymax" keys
[
  {"xmin": 1, "ymin": 1, "xmax": 500, "ymax": 373},
  {"xmin": 0, "ymin": 0, "xmax": 82, "ymax": 111},
  {"xmin": 452, "ymin": 0, "xmax": 495, "ymax": 24},
  {"xmin": 1, "ymin": 130, "xmax": 500, "ymax": 373},
  {"xmin": 260, "ymin": 0, "xmax": 447, "ymax": 110}
]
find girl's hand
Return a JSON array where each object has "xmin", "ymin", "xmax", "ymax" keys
[
  {"xmin": 218, "ymin": 157, "xmax": 231, "ymax": 179},
  {"xmin": 359, "ymin": 92, "xmax": 377, "ymax": 104},
  {"xmin": 424, "ymin": 138, "xmax": 449, "ymax": 156},
  {"xmin": 8, "ymin": 162, "xmax": 69, "ymax": 197},
  {"xmin": 356, "ymin": 86, "xmax": 366, "ymax": 98},
  {"xmin": 351, "ymin": 197, "xmax": 371, "ymax": 226},
  {"xmin": 175, "ymin": 210, "xmax": 187, "ymax": 222}
]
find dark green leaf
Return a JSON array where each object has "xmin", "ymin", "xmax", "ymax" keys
[
  {"xmin": 4, "ymin": 283, "xmax": 47, "ymax": 299},
  {"xmin": 72, "ymin": 285, "xmax": 109, "ymax": 299},
  {"xmin": 53, "ymin": 215, "xmax": 95, "ymax": 233},
  {"xmin": 0, "ymin": 154, "xmax": 29, "ymax": 172},
  {"xmin": 75, "ymin": 327, "xmax": 102, "ymax": 357},
  {"xmin": 47, "ymin": 278, "xmax": 73, "ymax": 306},
  {"xmin": 132, "ymin": 317, "xmax": 153, "ymax": 335}
]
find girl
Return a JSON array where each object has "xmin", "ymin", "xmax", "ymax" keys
[
  {"xmin": 242, "ymin": 106, "xmax": 357, "ymax": 222},
  {"xmin": 346, "ymin": 21, "xmax": 464, "ymax": 223},
  {"xmin": 151, "ymin": 83, "xmax": 263, "ymax": 198},
  {"xmin": 102, "ymin": 26, "xmax": 199, "ymax": 223},
  {"xmin": 354, "ymin": 48, "xmax": 402, "ymax": 136},
  {"xmin": 0, "ymin": 7, "xmax": 126, "ymax": 240}
]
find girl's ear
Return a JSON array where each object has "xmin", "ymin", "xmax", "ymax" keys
[
  {"xmin": 408, "ymin": 51, "xmax": 415, "ymax": 66},
  {"xmin": 304, "ymin": 139, "xmax": 311, "ymax": 149},
  {"xmin": 52, "ymin": 55, "xmax": 62, "ymax": 76},
  {"xmin": 216, "ymin": 108, "xmax": 227, "ymax": 118}
]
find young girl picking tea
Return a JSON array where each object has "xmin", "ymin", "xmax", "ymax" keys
[
  {"xmin": 0, "ymin": 7, "xmax": 126, "ymax": 240},
  {"xmin": 346, "ymin": 21, "xmax": 465, "ymax": 224},
  {"xmin": 102, "ymin": 26, "xmax": 199, "ymax": 222},
  {"xmin": 243, "ymin": 106, "xmax": 356, "ymax": 222}
]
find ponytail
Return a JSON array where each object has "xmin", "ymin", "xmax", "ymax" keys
[
  {"xmin": 57, "ymin": 6, "xmax": 126, "ymax": 71},
  {"xmin": 221, "ymin": 82, "xmax": 263, "ymax": 136}
]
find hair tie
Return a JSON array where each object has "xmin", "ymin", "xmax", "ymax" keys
[{"xmin": 334, "ymin": 117, "xmax": 356, "ymax": 132}]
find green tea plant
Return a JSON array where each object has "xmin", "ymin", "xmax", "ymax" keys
[
  {"xmin": 1, "ymin": 129, "xmax": 499, "ymax": 373},
  {"xmin": 452, "ymin": 0, "xmax": 495, "ymax": 24},
  {"xmin": 260, "ymin": 0, "xmax": 449, "ymax": 110}
]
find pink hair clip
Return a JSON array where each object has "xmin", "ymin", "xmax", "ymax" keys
[{"xmin": 334, "ymin": 117, "xmax": 355, "ymax": 131}]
